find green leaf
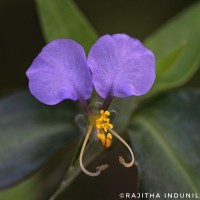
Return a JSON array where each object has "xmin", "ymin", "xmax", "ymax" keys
[
  {"xmin": 145, "ymin": 2, "xmax": 200, "ymax": 95},
  {"xmin": 0, "ymin": 92, "xmax": 81, "ymax": 189},
  {"xmin": 0, "ymin": 143, "xmax": 79, "ymax": 200},
  {"xmin": 128, "ymin": 90, "xmax": 200, "ymax": 194},
  {"xmin": 0, "ymin": 174, "xmax": 38, "ymax": 200},
  {"xmin": 36, "ymin": 0, "xmax": 98, "ymax": 52}
]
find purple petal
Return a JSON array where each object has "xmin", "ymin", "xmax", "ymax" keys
[
  {"xmin": 87, "ymin": 34, "xmax": 155, "ymax": 99},
  {"xmin": 26, "ymin": 39, "xmax": 93, "ymax": 105}
]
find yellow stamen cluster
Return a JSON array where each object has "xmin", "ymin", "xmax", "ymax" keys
[
  {"xmin": 78, "ymin": 109, "xmax": 135, "ymax": 177},
  {"xmin": 96, "ymin": 110, "xmax": 113, "ymax": 148}
]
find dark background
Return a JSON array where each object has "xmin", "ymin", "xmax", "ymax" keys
[{"xmin": 0, "ymin": 0, "xmax": 198, "ymax": 96}]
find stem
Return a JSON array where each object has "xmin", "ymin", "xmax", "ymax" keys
[
  {"xmin": 101, "ymin": 96, "xmax": 113, "ymax": 111},
  {"xmin": 79, "ymin": 98, "xmax": 92, "ymax": 115}
]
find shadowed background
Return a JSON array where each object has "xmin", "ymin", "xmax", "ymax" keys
[{"xmin": 0, "ymin": 0, "xmax": 198, "ymax": 95}]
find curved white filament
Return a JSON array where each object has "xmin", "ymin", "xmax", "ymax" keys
[
  {"xmin": 108, "ymin": 127, "xmax": 134, "ymax": 167},
  {"xmin": 79, "ymin": 125, "xmax": 109, "ymax": 176}
]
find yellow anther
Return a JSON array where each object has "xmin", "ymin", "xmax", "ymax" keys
[
  {"xmin": 95, "ymin": 110, "xmax": 113, "ymax": 148},
  {"xmin": 101, "ymin": 118, "xmax": 113, "ymax": 132},
  {"xmin": 96, "ymin": 118, "xmax": 102, "ymax": 129},
  {"xmin": 95, "ymin": 110, "xmax": 113, "ymax": 132},
  {"xmin": 97, "ymin": 133, "xmax": 106, "ymax": 146},
  {"xmin": 104, "ymin": 111, "xmax": 110, "ymax": 116},
  {"xmin": 97, "ymin": 132, "xmax": 112, "ymax": 148},
  {"xmin": 107, "ymin": 133, "xmax": 112, "ymax": 139},
  {"xmin": 105, "ymin": 133, "xmax": 112, "ymax": 148},
  {"xmin": 100, "ymin": 110, "xmax": 104, "ymax": 115},
  {"xmin": 100, "ymin": 110, "xmax": 110, "ymax": 121}
]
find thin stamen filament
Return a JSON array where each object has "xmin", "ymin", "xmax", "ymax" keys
[
  {"xmin": 79, "ymin": 124, "xmax": 109, "ymax": 176},
  {"xmin": 108, "ymin": 127, "xmax": 134, "ymax": 167}
]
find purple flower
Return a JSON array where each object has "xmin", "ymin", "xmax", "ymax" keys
[
  {"xmin": 88, "ymin": 34, "xmax": 155, "ymax": 99},
  {"xmin": 26, "ymin": 34, "xmax": 155, "ymax": 105},
  {"xmin": 26, "ymin": 39, "xmax": 93, "ymax": 105},
  {"xmin": 26, "ymin": 33, "xmax": 155, "ymax": 176}
]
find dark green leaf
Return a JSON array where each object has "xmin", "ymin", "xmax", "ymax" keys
[
  {"xmin": 0, "ymin": 92, "xmax": 81, "ymax": 189},
  {"xmin": 36, "ymin": 0, "xmax": 98, "ymax": 52},
  {"xmin": 0, "ymin": 173, "xmax": 38, "ymax": 200},
  {"xmin": 145, "ymin": 2, "xmax": 200, "ymax": 96},
  {"xmin": 128, "ymin": 90, "xmax": 200, "ymax": 194},
  {"xmin": 0, "ymin": 142, "xmax": 80, "ymax": 200}
]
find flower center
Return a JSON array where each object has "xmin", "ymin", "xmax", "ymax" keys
[
  {"xmin": 95, "ymin": 110, "xmax": 113, "ymax": 148},
  {"xmin": 79, "ymin": 109, "xmax": 134, "ymax": 177}
]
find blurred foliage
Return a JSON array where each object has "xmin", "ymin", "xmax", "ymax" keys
[
  {"xmin": 36, "ymin": 0, "xmax": 98, "ymax": 52},
  {"xmin": 0, "ymin": 92, "xmax": 80, "ymax": 189},
  {"xmin": 129, "ymin": 90, "xmax": 200, "ymax": 195},
  {"xmin": 0, "ymin": 142, "xmax": 80, "ymax": 200},
  {"xmin": 0, "ymin": 175, "xmax": 38, "ymax": 200},
  {"xmin": 0, "ymin": 0, "xmax": 200, "ymax": 200},
  {"xmin": 145, "ymin": 2, "xmax": 200, "ymax": 96}
]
